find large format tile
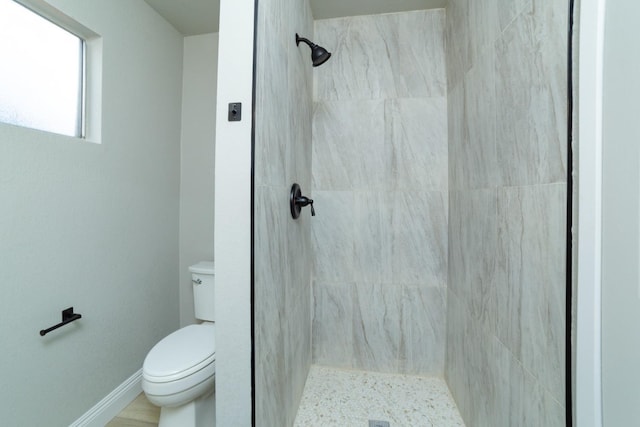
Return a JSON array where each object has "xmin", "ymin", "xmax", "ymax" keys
[
  {"xmin": 448, "ymin": 189, "xmax": 498, "ymax": 332},
  {"xmin": 497, "ymin": 0, "xmax": 532, "ymax": 31},
  {"xmin": 352, "ymin": 282, "xmax": 402, "ymax": 372},
  {"xmin": 444, "ymin": 290, "xmax": 472, "ymax": 423},
  {"xmin": 491, "ymin": 332, "xmax": 565, "ymax": 427},
  {"xmin": 447, "ymin": 288, "xmax": 565, "ymax": 427},
  {"xmin": 445, "ymin": 291, "xmax": 507, "ymax": 427},
  {"xmin": 390, "ymin": 191, "xmax": 447, "ymax": 286},
  {"xmin": 255, "ymin": 326, "xmax": 287, "ymax": 427},
  {"xmin": 311, "ymin": 191, "xmax": 355, "ymax": 282},
  {"xmin": 311, "ymin": 8, "xmax": 449, "ymax": 380},
  {"xmin": 254, "ymin": 186, "xmax": 289, "ymax": 320},
  {"xmin": 385, "ymin": 97, "xmax": 448, "ymax": 191},
  {"xmin": 312, "ymin": 281, "xmax": 354, "ymax": 367},
  {"xmin": 400, "ymin": 285, "xmax": 447, "ymax": 375},
  {"xmin": 255, "ymin": 11, "xmax": 290, "ymax": 188},
  {"xmin": 462, "ymin": 52, "xmax": 498, "ymax": 189},
  {"xmin": 283, "ymin": 300, "xmax": 312, "ymax": 427},
  {"xmin": 468, "ymin": 0, "xmax": 499, "ymax": 65},
  {"xmin": 353, "ymin": 191, "xmax": 392, "ymax": 283},
  {"xmin": 313, "ymin": 15, "xmax": 394, "ymax": 101},
  {"xmin": 288, "ymin": 43, "xmax": 313, "ymax": 189},
  {"xmin": 494, "ymin": 4, "xmax": 567, "ymax": 186},
  {"xmin": 312, "ymin": 100, "xmax": 385, "ymax": 191},
  {"xmin": 254, "ymin": 187, "xmax": 288, "ymax": 427},
  {"xmin": 286, "ymin": 186, "xmax": 312, "ymax": 310},
  {"xmin": 447, "ymin": 82, "xmax": 466, "ymax": 191},
  {"xmin": 254, "ymin": 0, "xmax": 314, "ymax": 425},
  {"xmin": 284, "ymin": 189, "xmax": 312, "ymax": 427},
  {"xmin": 445, "ymin": 0, "xmax": 470, "ymax": 91},
  {"xmin": 287, "ymin": 0, "xmax": 313, "ymax": 189},
  {"xmin": 446, "ymin": 1, "xmax": 568, "ymax": 426},
  {"xmin": 375, "ymin": 10, "xmax": 446, "ymax": 99},
  {"xmin": 314, "ymin": 10, "xmax": 445, "ymax": 101},
  {"xmin": 495, "ymin": 184, "xmax": 566, "ymax": 402}
]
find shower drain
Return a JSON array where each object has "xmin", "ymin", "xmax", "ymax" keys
[{"xmin": 368, "ymin": 421, "xmax": 390, "ymax": 427}]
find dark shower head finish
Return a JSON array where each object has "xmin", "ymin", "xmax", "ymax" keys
[{"xmin": 296, "ymin": 33, "xmax": 331, "ymax": 67}]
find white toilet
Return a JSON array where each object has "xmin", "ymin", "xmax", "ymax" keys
[{"xmin": 142, "ymin": 261, "xmax": 216, "ymax": 427}]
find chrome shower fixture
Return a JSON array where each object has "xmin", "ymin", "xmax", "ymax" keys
[{"xmin": 295, "ymin": 33, "xmax": 331, "ymax": 67}]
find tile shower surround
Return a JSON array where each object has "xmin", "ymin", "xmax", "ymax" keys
[
  {"xmin": 312, "ymin": 10, "xmax": 448, "ymax": 376},
  {"xmin": 445, "ymin": 0, "xmax": 568, "ymax": 425},
  {"xmin": 253, "ymin": 0, "xmax": 314, "ymax": 426},
  {"xmin": 253, "ymin": 1, "xmax": 566, "ymax": 426}
]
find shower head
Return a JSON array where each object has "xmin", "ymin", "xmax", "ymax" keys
[{"xmin": 295, "ymin": 33, "xmax": 331, "ymax": 67}]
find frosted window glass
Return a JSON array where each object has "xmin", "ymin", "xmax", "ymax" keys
[{"xmin": 0, "ymin": 0, "xmax": 83, "ymax": 137}]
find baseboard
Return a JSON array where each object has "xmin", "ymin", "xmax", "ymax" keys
[{"xmin": 70, "ymin": 368, "xmax": 143, "ymax": 427}]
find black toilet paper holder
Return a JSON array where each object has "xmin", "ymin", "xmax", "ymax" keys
[{"xmin": 40, "ymin": 307, "xmax": 82, "ymax": 336}]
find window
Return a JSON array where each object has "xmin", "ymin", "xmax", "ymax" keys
[{"xmin": 0, "ymin": 0, "xmax": 84, "ymax": 137}]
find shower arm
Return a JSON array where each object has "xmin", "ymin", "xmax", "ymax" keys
[{"xmin": 295, "ymin": 35, "xmax": 316, "ymax": 49}]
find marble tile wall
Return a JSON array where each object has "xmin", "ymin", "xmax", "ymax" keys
[
  {"xmin": 253, "ymin": 0, "xmax": 314, "ymax": 426},
  {"xmin": 311, "ymin": 10, "xmax": 448, "ymax": 375},
  {"xmin": 445, "ymin": 0, "xmax": 568, "ymax": 426}
]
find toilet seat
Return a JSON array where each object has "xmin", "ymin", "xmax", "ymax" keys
[{"xmin": 142, "ymin": 323, "xmax": 215, "ymax": 400}]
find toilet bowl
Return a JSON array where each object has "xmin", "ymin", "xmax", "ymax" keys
[{"xmin": 142, "ymin": 261, "xmax": 216, "ymax": 427}]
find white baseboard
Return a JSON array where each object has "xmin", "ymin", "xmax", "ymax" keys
[{"xmin": 70, "ymin": 368, "xmax": 143, "ymax": 427}]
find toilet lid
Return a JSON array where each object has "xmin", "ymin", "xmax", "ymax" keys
[{"xmin": 143, "ymin": 323, "xmax": 215, "ymax": 382}]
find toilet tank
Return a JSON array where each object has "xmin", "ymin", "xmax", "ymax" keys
[{"xmin": 189, "ymin": 261, "xmax": 215, "ymax": 322}]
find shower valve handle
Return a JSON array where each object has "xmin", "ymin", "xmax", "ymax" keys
[
  {"xmin": 295, "ymin": 196, "xmax": 315, "ymax": 216},
  {"xmin": 290, "ymin": 183, "xmax": 315, "ymax": 219}
]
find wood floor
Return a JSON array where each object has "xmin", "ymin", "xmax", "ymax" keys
[{"xmin": 106, "ymin": 393, "xmax": 159, "ymax": 427}]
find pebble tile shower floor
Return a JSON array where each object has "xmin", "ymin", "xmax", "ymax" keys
[{"xmin": 294, "ymin": 365, "xmax": 465, "ymax": 427}]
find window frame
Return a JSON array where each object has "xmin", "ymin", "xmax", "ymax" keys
[{"xmin": 1, "ymin": 0, "xmax": 102, "ymax": 143}]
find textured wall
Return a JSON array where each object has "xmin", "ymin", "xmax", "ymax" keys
[
  {"xmin": 253, "ymin": 0, "xmax": 314, "ymax": 425},
  {"xmin": 311, "ymin": 10, "xmax": 448, "ymax": 375},
  {"xmin": 0, "ymin": 1, "xmax": 183, "ymax": 425},
  {"xmin": 445, "ymin": 0, "xmax": 567, "ymax": 425}
]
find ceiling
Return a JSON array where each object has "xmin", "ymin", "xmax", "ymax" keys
[{"xmin": 143, "ymin": 0, "xmax": 447, "ymax": 36}]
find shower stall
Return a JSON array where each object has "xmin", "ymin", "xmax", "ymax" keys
[{"xmin": 215, "ymin": 0, "xmax": 570, "ymax": 425}]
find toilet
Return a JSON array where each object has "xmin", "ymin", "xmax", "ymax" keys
[{"xmin": 142, "ymin": 261, "xmax": 216, "ymax": 427}]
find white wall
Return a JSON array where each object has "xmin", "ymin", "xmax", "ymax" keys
[
  {"xmin": 179, "ymin": 33, "xmax": 218, "ymax": 326},
  {"xmin": 576, "ymin": 0, "xmax": 605, "ymax": 425},
  {"xmin": 600, "ymin": 0, "xmax": 640, "ymax": 423},
  {"xmin": 0, "ymin": 1, "xmax": 183, "ymax": 425},
  {"xmin": 214, "ymin": 0, "xmax": 254, "ymax": 424}
]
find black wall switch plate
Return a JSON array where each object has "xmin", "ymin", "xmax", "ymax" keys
[{"xmin": 228, "ymin": 102, "xmax": 242, "ymax": 121}]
